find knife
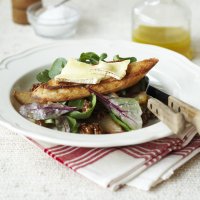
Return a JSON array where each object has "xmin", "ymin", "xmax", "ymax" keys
[
  {"xmin": 146, "ymin": 85, "xmax": 169, "ymax": 105},
  {"xmin": 146, "ymin": 85, "xmax": 200, "ymax": 135}
]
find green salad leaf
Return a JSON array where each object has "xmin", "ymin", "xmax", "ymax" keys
[
  {"xmin": 36, "ymin": 69, "xmax": 51, "ymax": 83},
  {"xmin": 79, "ymin": 52, "xmax": 107, "ymax": 64},
  {"xmin": 36, "ymin": 53, "xmax": 137, "ymax": 83},
  {"xmin": 90, "ymin": 89, "xmax": 143, "ymax": 130},
  {"xmin": 68, "ymin": 94, "xmax": 96, "ymax": 119},
  {"xmin": 67, "ymin": 116, "xmax": 78, "ymax": 133},
  {"xmin": 79, "ymin": 52, "xmax": 100, "ymax": 64},
  {"xmin": 113, "ymin": 55, "xmax": 137, "ymax": 63},
  {"xmin": 19, "ymin": 102, "xmax": 77, "ymax": 120},
  {"xmin": 109, "ymin": 97, "xmax": 143, "ymax": 130},
  {"xmin": 109, "ymin": 112, "xmax": 131, "ymax": 131},
  {"xmin": 36, "ymin": 58, "xmax": 67, "ymax": 83},
  {"xmin": 48, "ymin": 57, "xmax": 67, "ymax": 78},
  {"xmin": 99, "ymin": 53, "xmax": 108, "ymax": 61},
  {"xmin": 68, "ymin": 99, "xmax": 85, "ymax": 110}
]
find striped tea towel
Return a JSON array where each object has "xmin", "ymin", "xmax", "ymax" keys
[{"xmin": 27, "ymin": 125, "xmax": 200, "ymax": 191}]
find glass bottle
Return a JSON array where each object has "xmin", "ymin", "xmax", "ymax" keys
[{"xmin": 132, "ymin": 0, "xmax": 192, "ymax": 59}]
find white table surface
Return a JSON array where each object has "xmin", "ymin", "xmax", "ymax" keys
[{"xmin": 0, "ymin": 0, "xmax": 200, "ymax": 199}]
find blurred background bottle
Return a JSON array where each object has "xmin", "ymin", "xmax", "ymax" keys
[{"xmin": 132, "ymin": 0, "xmax": 193, "ymax": 59}]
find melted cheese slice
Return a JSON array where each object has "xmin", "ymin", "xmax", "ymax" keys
[
  {"xmin": 55, "ymin": 58, "xmax": 129, "ymax": 84},
  {"xmin": 91, "ymin": 60, "xmax": 130, "ymax": 80}
]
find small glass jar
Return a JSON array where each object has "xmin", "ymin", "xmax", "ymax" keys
[
  {"xmin": 27, "ymin": 2, "xmax": 80, "ymax": 39},
  {"xmin": 132, "ymin": 0, "xmax": 192, "ymax": 59}
]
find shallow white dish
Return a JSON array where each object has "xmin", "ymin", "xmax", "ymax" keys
[{"xmin": 0, "ymin": 40, "xmax": 200, "ymax": 147}]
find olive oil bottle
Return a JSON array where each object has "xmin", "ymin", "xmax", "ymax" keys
[{"xmin": 132, "ymin": 0, "xmax": 192, "ymax": 59}]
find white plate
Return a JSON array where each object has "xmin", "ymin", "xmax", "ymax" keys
[{"xmin": 0, "ymin": 40, "xmax": 200, "ymax": 147}]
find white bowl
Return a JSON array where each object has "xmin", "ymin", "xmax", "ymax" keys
[
  {"xmin": 27, "ymin": 2, "xmax": 80, "ymax": 39},
  {"xmin": 0, "ymin": 40, "xmax": 200, "ymax": 147}
]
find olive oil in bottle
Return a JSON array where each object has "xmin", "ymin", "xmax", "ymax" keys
[{"xmin": 132, "ymin": 0, "xmax": 192, "ymax": 59}]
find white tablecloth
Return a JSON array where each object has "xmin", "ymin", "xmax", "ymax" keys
[{"xmin": 0, "ymin": 0, "xmax": 199, "ymax": 199}]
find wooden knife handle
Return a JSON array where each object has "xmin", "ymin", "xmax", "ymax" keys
[
  {"xmin": 148, "ymin": 98, "xmax": 186, "ymax": 134},
  {"xmin": 168, "ymin": 96, "xmax": 200, "ymax": 134}
]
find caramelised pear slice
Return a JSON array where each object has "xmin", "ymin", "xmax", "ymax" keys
[{"xmin": 29, "ymin": 58, "xmax": 158, "ymax": 103}]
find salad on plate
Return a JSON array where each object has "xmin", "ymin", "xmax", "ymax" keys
[{"xmin": 14, "ymin": 52, "xmax": 158, "ymax": 134}]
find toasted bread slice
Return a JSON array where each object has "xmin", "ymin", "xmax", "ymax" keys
[
  {"xmin": 31, "ymin": 58, "xmax": 158, "ymax": 103},
  {"xmin": 14, "ymin": 91, "xmax": 34, "ymax": 104}
]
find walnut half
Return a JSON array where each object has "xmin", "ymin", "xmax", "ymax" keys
[{"xmin": 79, "ymin": 123, "xmax": 103, "ymax": 134}]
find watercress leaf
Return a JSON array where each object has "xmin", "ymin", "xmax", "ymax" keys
[
  {"xmin": 79, "ymin": 52, "xmax": 100, "ymax": 64},
  {"xmin": 129, "ymin": 57, "xmax": 137, "ymax": 63},
  {"xmin": 68, "ymin": 94, "xmax": 96, "ymax": 119},
  {"xmin": 99, "ymin": 53, "xmax": 108, "ymax": 61},
  {"xmin": 113, "ymin": 55, "xmax": 137, "ymax": 63},
  {"xmin": 90, "ymin": 58, "xmax": 99, "ymax": 65},
  {"xmin": 109, "ymin": 112, "xmax": 131, "ymax": 131},
  {"xmin": 48, "ymin": 57, "xmax": 67, "ymax": 78},
  {"xmin": 19, "ymin": 102, "xmax": 77, "ymax": 120},
  {"xmin": 67, "ymin": 116, "xmax": 78, "ymax": 133},
  {"xmin": 90, "ymin": 89, "xmax": 142, "ymax": 130},
  {"xmin": 113, "ymin": 55, "xmax": 119, "ymax": 61},
  {"xmin": 36, "ymin": 69, "xmax": 51, "ymax": 83}
]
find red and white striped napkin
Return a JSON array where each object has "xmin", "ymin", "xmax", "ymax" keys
[{"xmin": 27, "ymin": 125, "xmax": 200, "ymax": 191}]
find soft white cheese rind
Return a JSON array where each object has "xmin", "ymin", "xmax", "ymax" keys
[
  {"xmin": 55, "ymin": 58, "xmax": 129, "ymax": 84},
  {"xmin": 91, "ymin": 60, "xmax": 130, "ymax": 80}
]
